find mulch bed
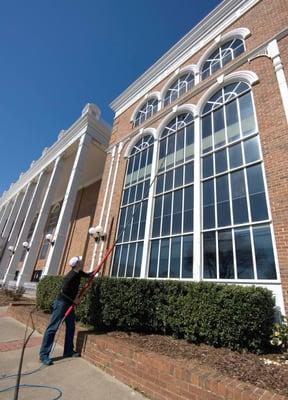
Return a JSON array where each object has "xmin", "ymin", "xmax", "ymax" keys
[{"xmin": 107, "ymin": 331, "xmax": 288, "ymax": 396}]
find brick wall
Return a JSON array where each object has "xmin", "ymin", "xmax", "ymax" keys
[{"xmin": 8, "ymin": 304, "xmax": 288, "ymax": 400}]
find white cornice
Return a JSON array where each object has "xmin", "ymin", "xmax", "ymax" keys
[
  {"xmin": 0, "ymin": 106, "xmax": 111, "ymax": 208},
  {"xmin": 110, "ymin": 0, "xmax": 260, "ymax": 117}
]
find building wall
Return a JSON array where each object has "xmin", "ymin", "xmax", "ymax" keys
[{"xmin": 93, "ymin": 0, "xmax": 288, "ymax": 312}]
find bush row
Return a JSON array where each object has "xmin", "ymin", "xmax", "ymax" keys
[{"xmin": 36, "ymin": 276, "xmax": 275, "ymax": 353}]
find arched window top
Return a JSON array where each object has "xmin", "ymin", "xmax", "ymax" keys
[
  {"xmin": 201, "ymin": 38, "xmax": 245, "ymax": 80},
  {"xmin": 161, "ymin": 112, "xmax": 194, "ymax": 139},
  {"xmin": 130, "ymin": 135, "xmax": 154, "ymax": 156},
  {"xmin": 163, "ymin": 72, "xmax": 195, "ymax": 107},
  {"xmin": 134, "ymin": 98, "xmax": 158, "ymax": 127},
  {"xmin": 202, "ymin": 81, "xmax": 250, "ymax": 115}
]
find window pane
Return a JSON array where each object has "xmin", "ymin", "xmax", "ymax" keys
[
  {"xmin": 131, "ymin": 154, "xmax": 140, "ymax": 184},
  {"xmin": 203, "ymin": 231, "xmax": 216, "ymax": 278},
  {"xmin": 166, "ymin": 134, "xmax": 175, "ymax": 169},
  {"xmin": 202, "ymin": 114, "xmax": 212, "ymax": 154},
  {"xmin": 185, "ymin": 161, "xmax": 194, "ymax": 184},
  {"xmin": 136, "ymin": 181, "xmax": 144, "ymax": 201},
  {"xmin": 162, "ymin": 193, "xmax": 172, "ymax": 236},
  {"xmin": 182, "ymin": 235, "xmax": 193, "ymax": 278},
  {"xmin": 111, "ymin": 246, "xmax": 121, "ymax": 276},
  {"xmin": 134, "ymin": 242, "xmax": 143, "ymax": 277},
  {"xmin": 174, "ymin": 166, "xmax": 183, "ymax": 188},
  {"xmin": 247, "ymin": 164, "xmax": 268, "ymax": 221},
  {"xmin": 139, "ymin": 201, "xmax": 147, "ymax": 239},
  {"xmin": 218, "ymin": 230, "xmax": 234, "ymax": 278},
  {"xmin": 118, "ymin": 207, "xmax": 127, "ymax": 243},
  {"xmin": 123, "ymin": 206, "xmax": 133, "ymax": 241},
  {"xmin": 229, "ymin": 143, "xmax": 243, "ymax": 169},
  {"xmin": 215, "ymin": 149, "xmax": 227, "ymax": 174},
  {"xmin": 175, "ymin": 128, "xmax": 185, "ymax": 165},
  {"xmin": 126, "ymin": 243, "xmax": 136, "ymax": 277},
  {"xmin": 216, "ymin": 175, "xmax": 231, "ymax": 227},
  {"xmin": 158, "ymin": 239, "xmax": 169, "ymax": 278},
  {"xmin": 253, "ymin": 225, "xmax": 277, "ymax": 280},
  {"xmin": 184, "ymin": 186, "xmax": 193, "ymax": 232},
  {"xmin": 231, "ymin": 170, "xmax": 249, "ymax": 224},
  {"xmin": 172, "ymin": 189, "xmax": 182, "ymax": 234},
  {"xmin": 165, "ymin": 170, "xmax": 173, "ymax": 192},
  {"xmin": 170, "ymin": 236, "xmax": 181, "ymax": 278},
  {"xmin": 131, "ymin": 206, "xmax": 140, "ymax": 240},
  {"xmin": 244, "ymin": 136, "xmax": 260, "ymax": 163},
  {"xmin": 226, "ymin": 99, "xmax": 240, "ymax": 142},
  {"xmin": 125, "ymin": 158, "xmax": 134, "ymax": 186},
  {"xmin": 149, "ymin": 240, "xmax": 159, "ymax": 277},
  {"xmin": 239, "ymin": 92, "xmax": 255, "ymax": 136},
  {"xmin": 203, "ymin": 154, "xmax": 213, "ymax": 178},
  {"xmin": 152, "ymin": 196, "xmax": 162, "ymax": 237},
  {"xmin": 235, "ymin": 228, "xmax": 254, "ymax": 279},
  {"xmin": 145, "ymin": 147, "xmax": 153, "ymax": 178},
  {"xmin": 158, "ymin": 139, "xmax": 166, "ymax": 172},
  {"xmin": 213, "ymin": 108, "xmax": 225, "ymax": 148},
  {"xmin": 203, "ymin": 179, "xmax": 215, "ymax": 229},
  {"xmin": 138, "ymin": 149, "xmax": 147, "ymax": 181},
  {"xmin": 129, "ymin": 185, "xmax": 136, "ymax": 204},
  {"xmin": 118, "ymin": 244, "xmax": 128, "ymax": 277},
  {"xmin": 186, "ymin": 124, "xmax": 194, "ymax": 160}
]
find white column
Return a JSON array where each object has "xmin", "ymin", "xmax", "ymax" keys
[
  {"xmin": 140, "ymin": 139, "xmax": 159, "ymax": 278},
  {"xmin": 2, "ymin": 182, "xmax": 36, "ymax": 283},
  {"xmin": 1, "ymin": 192, "xmax": 24, "ymax": 240},
  {"xmin": 16, "ymin": 157, "xmax": 64, "ymax": 285},
  {"xmin": 97, "ymin": 141, "xmax": 123, "ymax": 267},
  {"xmin": 0, "ymin": 205, "xmax": 7, "ymax": 226},
  {"xmin": 4, "ymin": 172, "xmax": 48, "ymax": 286},
  {"xmin": 193, "ymin": 115, "xmax": 201, "ymax": 281},
  {"xmin": 89, "ymin": 145, "xmax": 117, "ymax": 271},
  {"xmin": 267, "ymin": 40, "xmax": 288, "ymax": 124},
  {"xmin": 43, "ymin": 134, "xmax": 91, "ymax": 276},
  {"xmin": 0, "ymin": 201, "xmax": 14, "ymax": 235}
]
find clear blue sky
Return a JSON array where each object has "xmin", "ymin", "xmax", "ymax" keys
[{"xmin": 0, "ymin": 0, "xmax": 220, "ymax": 196}]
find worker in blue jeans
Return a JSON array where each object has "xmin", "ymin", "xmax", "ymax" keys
[{"xmin": 39, "ymin": 256, "xmax": 93, "ymax": 366}]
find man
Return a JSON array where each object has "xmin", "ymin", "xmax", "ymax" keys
[{"xmin": 39, "ymin": 256, "xmax": 93, "ymax": 365}]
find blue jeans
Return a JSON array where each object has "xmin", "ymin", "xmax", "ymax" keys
[{"xmin": 39, "ymin": 298, "xmax": 76, "ymax": 360}]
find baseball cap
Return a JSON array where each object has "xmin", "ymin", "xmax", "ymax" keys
[{"xmin": 69, "ymin": 256, "xmax": 83, "ymax": 267}]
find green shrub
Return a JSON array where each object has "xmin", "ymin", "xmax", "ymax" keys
[
  {"xmin": 36, "ymin": 276, "xmax": 64, "ymax": 312},
  {"xmin": 36, "ymin": 276, "xmax": 275, "ymax": 353}
]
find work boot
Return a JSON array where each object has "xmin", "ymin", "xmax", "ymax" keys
[
  {"xmin": 63, "ymin": 351, "xmax": 80, "ymax": 358},
  {"xmin": 40, "ymin": 357, "xmax": 54, "ymax": 366}
]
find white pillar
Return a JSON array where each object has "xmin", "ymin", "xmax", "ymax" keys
[
  {"xmin": 97, "ymin": 142, "xmax": 123, "ymax": 268},
  {"xmin": 267, "ymin": 40, "xmax": 288, "ymax": 124},
  {"xmin": 0, "ymin": 205, "xmax": 7, "ymax": 227},
  {"xmin": 16, "ymin": 157, "xmax": 64, "ymax": 285},
  {"xmin": 2, "ymin": 182, "xmax": 36, "ymax": 283},
  {"xmin": 193, "ymin": 115, "xmax": 201, "ymax": 281},
  {"xmin": 89, "ymin": 145, "xmax": 117, "ymax": 271},
  {"xmin": 0, "ymin": 201, "xmax": 14, "ymax": 235},
  {"xmin": 1, "ymin": 192, "xmax": 24, "ymax": 240},
  {"xmin": 4, "ymin": 172, "xmax": 49, "ymax": 286},
  {"xmin": 43, "ymin": 134, "xmax": 91, "ymax": 276}
]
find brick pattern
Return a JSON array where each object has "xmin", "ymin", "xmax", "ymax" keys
[
  {"xmin": 0, "ymin": 337, "xmax": 42, "ymax": 352},
  {"xmin": 8, "ymin": 304, "xmax": 288, "ymax": 400}
]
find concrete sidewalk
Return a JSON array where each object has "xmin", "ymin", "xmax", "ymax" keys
[{"xmin": 0, "ymin": 308, "xmax": 147, "ymax": 400}]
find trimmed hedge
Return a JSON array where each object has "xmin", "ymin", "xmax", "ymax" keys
[{"xmin": 37, "ymin": 276, "xmax": 275, "ymax": 353}]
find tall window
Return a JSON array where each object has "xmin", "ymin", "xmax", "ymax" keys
[
  {"xmin": 163, "ymin": 73, "xmax": 195, "ymax": 107},
  {"xmin": 20, "ymin": 215, "xmax": 38, "ymax": 262},
  {"xmin": 111, "ymin": 135, "xmax": 154, "ymax": 278},
  {"xmin": 201, "ymin": 39, "xmax": 245, "ymax": 80},
  {"xmin": 134, "ymin": 98, "xmax": 158, "ymax": 127},
  {"xmin": 149, "ymin": 113, "xmax": 194, "ymax": 278},
  {"xmin": 201, "ymin": 81, "xmax": 277, "ymax": 281}
]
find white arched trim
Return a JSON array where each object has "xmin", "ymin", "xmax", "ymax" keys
[
  {"xmin": 160, "ymin": 65, "xmax": 197, "ymax": 100},
  {"xmin": 130, "ymin": 92, "xmax": 161, "ymax": 122},
  {"xmin": 197, "ymin": 70, "xmax": 259, "ymax": 115},
  {"xmin": 123, "ymin": 128, "xmax": 157, "ymax": 158},
  {"xmin": 196, "ymin": 27, "xmax": 251, "ymax": 74},
  {"xmin": 155, "ymin": 104, "xmax": 197, "ymax": 140}
]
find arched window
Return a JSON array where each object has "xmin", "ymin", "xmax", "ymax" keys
[
  {"xmin": 201, "ymin": 39, "xmax": 245, "ymax": 80},
  {"xmin": 134, "ymin": 98, "xmax": 158, "ymax": 127},
  {"xmin": 148, "ymin": 113, "xmax": 194, "ymax": 279},
  {"xmin": 111, "ymin": 135, "xmax": 154, "ymax": 277},
  {"xmin": 163, "ymin": 73, "xmax": 194, "ymax": 107},
  {"xmin": 201, "ymin": 81, "xmax": 277, "ymax": 281}
]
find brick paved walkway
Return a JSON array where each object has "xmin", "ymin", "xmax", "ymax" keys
[{"xmin": 0, "ymin": 336, "xmax": 42, "ymax": 352}]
